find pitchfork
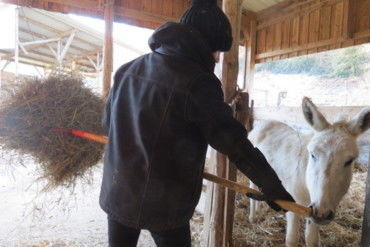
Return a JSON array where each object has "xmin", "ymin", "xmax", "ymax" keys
[{"xmin": 51, "ymin": 129, "xmax": 312, "ymax": 217}]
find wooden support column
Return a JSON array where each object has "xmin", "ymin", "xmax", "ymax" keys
[
  {"xmin": 102, "ymin": 0, "xmax": 114, "ymax": 99},
  {"xmin": 222, "ymin": 1, "xmax": 242, "ymax": 247},
  {"xmin": 206, "ymin": 1, "xmax": 242, "ymax": 247},
  {"xmin": 245, "ymin": 18, "xmax": 257, "ymax": 95},
  {"xmin": 14, "ymin": 7, "xmax": 19, "ymax": 78},
  {"xmin": 222, "ymin": 0, "xmax": 242, "ymax": 103},
  {"xmin": 361, "ymin": 152, "xmax": 370, "ymax": 246}
]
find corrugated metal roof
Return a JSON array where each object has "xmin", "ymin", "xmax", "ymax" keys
[{"xmin": 0, "ymin": 6, "xmax": 143, "ymax": 75}]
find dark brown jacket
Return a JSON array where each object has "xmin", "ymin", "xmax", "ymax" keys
[{"xmin": 100, "ymin": 22, "xmax": 284, "ymax": 231}]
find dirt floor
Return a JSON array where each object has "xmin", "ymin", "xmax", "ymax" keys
[
  {"xmin": 0, "ymin": 161, "xmax": 151, "ymax": 247},
  {"xmin": 0, "ymin": 158, "xmax": 205, "ymax": 247}
]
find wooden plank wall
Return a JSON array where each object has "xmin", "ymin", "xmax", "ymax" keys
[
  {"xmin": 254, "ymin": 0, "xmax": 370, "ymax": 63},
  {"xmin": 1, "ymin": 0, "xmax": 189, "ymax": 30}
]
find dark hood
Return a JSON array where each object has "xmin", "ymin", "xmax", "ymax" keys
[{"xmin": 148, "ymin": 22, "xmax": 215, "ymax": 72}]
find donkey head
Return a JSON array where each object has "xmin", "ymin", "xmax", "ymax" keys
[{"xmin": 302, "ymin": 97, "xmax": 370, "ymax": 225}]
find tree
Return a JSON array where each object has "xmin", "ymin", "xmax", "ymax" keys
[
  {"xmin": 255, "ymin": 45, "xmax": 369, "ymax": 78},
  {"xmin": 331, "ymin": 46, "xmax": 369, "ymax": 78}
]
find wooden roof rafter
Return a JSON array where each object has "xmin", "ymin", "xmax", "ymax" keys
[
  {"xmin": 20, "ymin": 16, "xmax": 101, "ymax": 49},
  {"xmin": 18, "ymin": 27, "xmax": 90, "ymax": 53}
]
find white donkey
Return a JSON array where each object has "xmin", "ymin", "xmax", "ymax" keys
[{"xmin": 248, "ymin": 97, "xmax": 370, "ymax": 247}]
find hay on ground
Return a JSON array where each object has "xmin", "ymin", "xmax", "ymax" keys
[
  {"xmin": 232, "ymin": 166, "xmax": 365, "ymax": 247},
  {"xmin": 190, "ymin": 167, "xmax": 365, "ymax": 246},
  {"xmin": 0, "ymin": 74, "xmax": 105, "ymax": 189}
]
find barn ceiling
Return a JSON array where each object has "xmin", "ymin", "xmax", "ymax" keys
[
  {"xmin": 0, "ymin": 0, "xmax": 290, "ymax": 30},
  {"xmin": 242, "ymin": 0, "xmax": 286, "ymax": 12}
]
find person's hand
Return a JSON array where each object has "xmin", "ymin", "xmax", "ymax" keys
[{"xmin": 246, "ymin": 186, "xmax": 295, "ymax": 212}]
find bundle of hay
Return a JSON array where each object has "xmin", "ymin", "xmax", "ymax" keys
[{"xmin": 0, "ymin": 74, "xmax": 105, "ymax": 189}]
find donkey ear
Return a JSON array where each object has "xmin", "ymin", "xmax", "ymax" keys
[
  {"xmin": 348, "ymin": 107, "xmax": 370, "ymax": 136},
  {"xmin": 302, "ymin": 97, "xmax": 330, "ymax": 131}
]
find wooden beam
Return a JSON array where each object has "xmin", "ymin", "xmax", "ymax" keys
[
  {"xmin": 240, "ymin": 10, "xmax": 257, "ymax": 50},
  {"xmin": 245, "ymin": 19, "xmax": 257, "ymax": 94},
  {"xmin": 2, "ymin": 30, "xmax": 77, "ymax": 61},
  {"xmin": 102, "ymin": 0, "xmax": 114, "ymax": 99},
  {"xmin": 65, "ymin": 48, "xmax": 102, "ymax": 63},
  {"xmin": 3, "ymin": 0, "xmax": 177, "ymax": 30},
  {"xmin": 18, "ymin": 27, "xmax": 87, "ymax": 55},
  {"xmin": 255, "ymin": 28, "xmax": 370, "ymax": 62},
  {"xmin": 114, "ymin": 5, "xmax": 177, "ymax": 24},
  {"xmin": 20, "ymin": 38, "xmax": 60, "ymax": 47},
  {"xmin": 257, "ymin": 0, "xmax": 328, "ymax": 21},
  {"xmin": 222, "ymin": 1, "xmax": 242, "ymax": 246},
  {"xmin": 355, "ymin": 30, "xmax": 370, "ymax": 39},
  {"xmin": 15, "ymin": 7, "xmax": 19, "ymax": 77},
  {"xmin": 20, "ymin": 16, "xmax": 101, "ymax": 49},
  {"xmin": 44, "ymin": 0, "xmax": 177, "ymax": 23},
  {"xmin": 255, "ymin": 37, "xmax": 345, "ymax": 60},
  {"xmin": 222, "ymin": 0, "xmax": 242, "ymax": 103},
  {"xmin": 257, "ymin": 0, "xmax": 296, "ymax": 20},
  {"xmin": 206, "ymin": 1, "xmax": 242, "ymax": 247},
  {"xmin": 256, "ymin": 0, "xmax": 341, "ymax": 30}
]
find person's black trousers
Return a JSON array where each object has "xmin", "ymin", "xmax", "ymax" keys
[{"xmin": 108, "ymin": 217, "xmax": 191, "ymax": 247}]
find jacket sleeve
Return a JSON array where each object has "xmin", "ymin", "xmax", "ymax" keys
[{"xmin": 185, "ymin": 74, "xmax": 283, "ymax": 192}]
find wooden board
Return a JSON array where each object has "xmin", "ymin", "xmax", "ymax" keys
[
  {"xmin": 254, "ymin": 0, "xmax": 370, "ymax": 63},
  {"xmin": 2, "ymin": 0, "xmax": 189, "ymax": 30}
]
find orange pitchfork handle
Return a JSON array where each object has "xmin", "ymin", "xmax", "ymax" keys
[
  {"xmin": 51, "ymin": 129, "xmax": 312, "ymax": 217},
  {"xmin": 52, "ymin": 129, "xmax": 108, "ymax": 143}
]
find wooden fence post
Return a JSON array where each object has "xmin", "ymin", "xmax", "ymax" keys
[
  {"xmin": 361, "ymin": 151, "xmax": 370, "ymax": 246},
  {"xmin": 205, "ymin": 1, "xmax": 243, "ymax": 246},
  {"xmin": 102, "ymin": 0, "xmax": 114, "ymax": 99}
]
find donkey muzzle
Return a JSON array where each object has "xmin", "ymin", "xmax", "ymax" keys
[{"xmin": 309, "ymin": 204, "xmax": 335, "ymax": 225}]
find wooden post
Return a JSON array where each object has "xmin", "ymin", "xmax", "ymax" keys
[
  {"xmin": 206, "ymin": 1, "xmax": 242, "ymax": 246},
  {"xmin": 361, "ymin": 151, "xmax": 370, "ymax": 246},
  {"xmin": 222, "ymin": 0, "xmax": 242, "ymax": 103},
  {"xmin": 245, "ymin": 18, "xmax": 257, "ymax": 95},
  {"xmin": 14, "ymin": 7, "xmax": 19, "ymax": 78},
  {"xmin": 102, "ymin": 0, "xmax": 114, "ymax": 99}
]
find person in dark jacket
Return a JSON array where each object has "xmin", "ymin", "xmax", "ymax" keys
[{"xmin": 100, "ymin": 0, "xmax": 295, "ymax": 246}]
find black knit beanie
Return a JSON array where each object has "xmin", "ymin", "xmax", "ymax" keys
[{"xmin": 180, "ymin": 0, "xmax": 233, "ymax": 52}]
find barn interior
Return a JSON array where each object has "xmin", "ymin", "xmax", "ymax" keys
[{"xmin": 0, "ymin": 0, "xmax": 369, "ymax": 246}]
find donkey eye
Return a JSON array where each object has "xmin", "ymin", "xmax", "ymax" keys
[
  {"xmin": 344, "ymin": 158, "xmax": 354, "ymax": 167},
  {"xmin": 310, "ymin": 153, "xmax": 317, "ymax": 162}
]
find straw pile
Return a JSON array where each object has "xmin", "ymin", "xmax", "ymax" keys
[
  {"xmin": 0, "ymin": 75, "xmax": 105, "ymax": 189},
  {"xmin": 190, "ymin": 166, "xmax": 365, "ymax": 246},
  {"xmin": 232, "ymin": 165, "xmax": 366, "ymax": 247}
]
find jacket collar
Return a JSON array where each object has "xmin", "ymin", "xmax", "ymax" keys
[{"xmin": 148, "ymin": 22, "xmax": 215, "ymax": 73}]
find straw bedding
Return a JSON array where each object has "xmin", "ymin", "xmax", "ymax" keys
[
  {"xmin": 190, "ymin": 167, "xmax": 365, "ymax": 246},
  {"xmin": 0, "ymin": 75, "xmax": 105, "ymax": 189},
  {"xmin": 232, "ymin": 166, "xmax": 366, "ymax": 246}
]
